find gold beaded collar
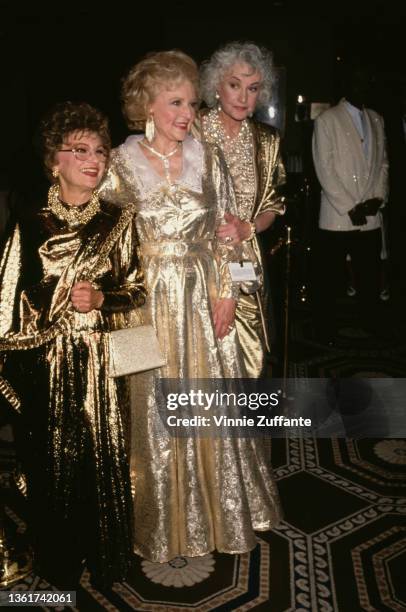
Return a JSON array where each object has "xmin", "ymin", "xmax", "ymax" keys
[
  {"xmin": 202, "ymin": 108, "xmax": 252, "ymax": 153},
  {"xmin": 48, "ymin": 184, "xmax": 101, "ymax": 226},
  {"xmin": 202, "ymin": 108, "xmax": 256, "ymax": 219}
]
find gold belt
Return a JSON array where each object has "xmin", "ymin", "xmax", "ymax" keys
[{"xmin": 141, "ymin": 240, "xmax": 212, "ymax": 257}]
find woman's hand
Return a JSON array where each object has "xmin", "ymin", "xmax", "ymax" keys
[
  {"xmin": 216, "ymin": 212, "xmax": 251, "ymax": 245},
  {"xmin": 70, "ymin": 281, "xmax": 104, "ymax": 313},
  {"xmin": 213, "ymin": 298, "xmax": 236, "ymax": 339}
]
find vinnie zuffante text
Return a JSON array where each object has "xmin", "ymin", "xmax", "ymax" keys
[{"xmin": 165, "ymin": 389, "xmax": 312, "ymax": 428}]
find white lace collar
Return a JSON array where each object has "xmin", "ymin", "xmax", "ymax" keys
[{"xmin": 119, "ymin": 134, "xmax": 204, "ymax": 196}]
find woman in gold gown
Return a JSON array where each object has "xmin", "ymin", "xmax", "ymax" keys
[
  {"xmin": 198, "ymin": 42, "xmax": 286, "ymax": 378},
  {"xmin": 100, "ymin": 51, "xmax": 281, "ymax": 563},
  {"xmin": 0, "ymin": 102, "xmax": 146, "ymax": 587}
]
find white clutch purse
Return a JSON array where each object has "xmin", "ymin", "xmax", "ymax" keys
[{"xmin": 108, "ymin": 324, "xmax": 166, "ymax": 377}]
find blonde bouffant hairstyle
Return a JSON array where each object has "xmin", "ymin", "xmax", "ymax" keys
[{"xmin": 122, "ymin": 50, "xmax": 199, "ymax": 131}]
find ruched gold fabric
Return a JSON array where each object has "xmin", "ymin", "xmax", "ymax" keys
[
  {"xmin": 0, "ymin": 200, "xmax": 146, "ymax": 583},
  {"xmin": 198, "ymin": 109, "xmax": 286, "ymax": 377},
  {"xmin": 0, "ymin": 204, "xmax": 144, "ymax": 349},
  {"xmin": 100, "ymin": 135, "xmax": 282, "ymax": 563}
]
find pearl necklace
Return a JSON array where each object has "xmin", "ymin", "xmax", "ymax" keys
[
  {"xmin": 139, "ymin": 140, "xmax": 180, "ymax": 183},
  {"xmin": 48, "ymin": 183, "xmax": 100, "ymax": 226}
]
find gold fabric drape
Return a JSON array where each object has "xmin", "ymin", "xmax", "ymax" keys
[
  {"xmin": 0, "ymin": 199, "xmax": 145, "ymax": 583},
  {"xmin": 197, "ymin": 109, "xmax": 286, "ymax": 377},
  {"xmin": 100, "ymin": 135, "xmax": 282, "ymax": 563}
]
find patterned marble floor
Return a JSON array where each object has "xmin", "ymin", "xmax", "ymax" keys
[
  {"xmin": 1, "ymin": 433, "xmax": 405, "ymax": 611},
  {"xmin": 1, "ymin": 299, "xmax": 406, "ymax": 610}
]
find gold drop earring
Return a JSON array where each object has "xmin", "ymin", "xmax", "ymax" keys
[{"xmin": 145, "ymin": 114, "xmax": 155, "ymax": 143}]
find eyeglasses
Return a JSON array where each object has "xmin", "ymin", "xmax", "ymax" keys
[{"xmin": 59, "ymin": 146, "xmax": 108, "ymax": 162}]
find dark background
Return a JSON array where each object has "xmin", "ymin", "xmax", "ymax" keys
[
  {"xmin": 1, "ymin": 0, "xmax": 404, "ymax": 167},
  {"xmin": 1, "ymin": 0, "xmax": 405, "ymax": 332}
]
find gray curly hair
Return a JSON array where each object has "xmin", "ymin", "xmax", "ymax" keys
[{"xmin": 200, "ymin": 41, "xmax": 275, "ymax": 108}]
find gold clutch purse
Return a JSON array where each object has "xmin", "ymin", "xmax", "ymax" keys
[{"xmin": 108, "ymin": 325, "xmax": 166, "ymax": 377}]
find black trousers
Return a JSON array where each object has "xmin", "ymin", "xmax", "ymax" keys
[{"xmin": 313, "ymin": 228, "xmax": 382, "ymax": 337}]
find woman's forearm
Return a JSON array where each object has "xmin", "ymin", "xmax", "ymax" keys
[{"xmin": 253, "ymin": 210, "xmax": 276, "ymax": 234}]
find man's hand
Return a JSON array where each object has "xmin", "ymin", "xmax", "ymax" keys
[{"xmin": 70, "ymin": 281, "xmax": 104, "ymax": 313}]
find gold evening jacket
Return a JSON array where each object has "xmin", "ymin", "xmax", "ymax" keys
[
  {"xmin": 99, "ymin": 135, "xmax": 282, "ymax": 562},
  {"xmin": 0, "ymin": 200, "xmax": 145, "ymax": 348},
  {"xmin": 197, "ymin": 109, "xmax": 286, "ymax": 376},
  {"xmin": 0, "ymin": 198, "xmax": 146, "ymax": 583}
]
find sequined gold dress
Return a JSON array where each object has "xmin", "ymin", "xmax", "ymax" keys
[
  {"xmin": 100, "ymin": 135, "xmax": 282, "ymax": 563},
  {"xmin": 199, "ymin": 109, "xmax": 286, "ymax": 377},
  {"xmin": 0, "ymin": 198, "xmax": 145, "ymax": 584}
]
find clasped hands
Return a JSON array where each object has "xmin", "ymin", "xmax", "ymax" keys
[
  {"xmin": 216, "ymin": 212, "xmax": 252, "ymax": 244},
  {"xmin": 348, "ymin": 198, "xmax": 382, "ymax": 226},
  {"xmin": 70, "ymin": 281, "xmax": 104, "ymax": 312}
]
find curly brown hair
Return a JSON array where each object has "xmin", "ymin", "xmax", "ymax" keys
[
  {"xmin": 122, "ymin": 50, "xmax": 199, "ymax": 131},
  {"xmin": 40, "ymin": 101, "xmax": 111, "ymax": 181}
]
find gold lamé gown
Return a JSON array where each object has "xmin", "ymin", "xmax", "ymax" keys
[
  {"xmin": 198, "ymin": 109, "xmax": 286, "ymax": 377},
  {"xmin": 100, "ymin": 135, "xmax": 282, "ymax": 563},
  {"xmin": 0, "ymin": 198, "xmax": 145, "ymax": 583}
]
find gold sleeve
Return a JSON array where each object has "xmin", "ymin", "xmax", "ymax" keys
[
  {"xmin": 99, "ymin": 150, "xmax": 137, "ymax": 208},
  {"xmin": 208, "ymin": 145, "xmax": 240, "ymax": 300},
  {"xmin": 0, "ymin": 222, "xmax": 22, "ymax": 338},
  {"xmin": 101, "ymin": 215, "xmax": 146, "ymax": 312},
  {"xmin": 254, "ymin": 125, "xmax": 286, "ymax": 218}
]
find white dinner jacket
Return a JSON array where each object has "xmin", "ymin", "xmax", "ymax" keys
[{"xmin": 312, "ymin": 99, "xmax": 388, "ymax": 231}]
